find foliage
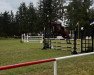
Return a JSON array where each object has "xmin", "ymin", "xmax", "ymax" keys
[
  {"xmin": 0, "ymin": 39, "xmax": 94, "ymax": 75},
  {"xmin": 0, "ymin": 0, "xmax": 94, "ymax": 37},
  {"xmin": 37, "ymin": 0, "xmax": 64, "ymax": 37},
  {"xmin": 67, "ymin": 0, "xmax": 93, "ymax": 30}
]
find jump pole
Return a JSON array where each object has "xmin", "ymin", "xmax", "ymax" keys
[
  {"xmin": 0, "ymin": 52, "xmax": 94, "ymax": 75},
  {"xmin": 0, "ymin": 58, "xmax": 55, "ymax": 70}
]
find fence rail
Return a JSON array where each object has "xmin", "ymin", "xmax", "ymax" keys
[
  {"xmin": 0, "ymin": 58, "xmax": 55, "ymax": 70},
  {"xmin": 21, "ymin": 34, "xmax": 43, "ymax": 43},
  {"xmin": 0, "ymin": 52, "xmax": 94, "ymax": 75}
]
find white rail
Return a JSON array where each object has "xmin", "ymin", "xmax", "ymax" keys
[
  {"xmin": 54, "ymin": 52, "xmax": 94, "ymax": 75},
  {"xmin": 0, "ymin": 52, "xmax": 94, "ymax": 75},
  {"xmin": 21, "ymin": 34, "xmax": 43, "ymax": 43}
]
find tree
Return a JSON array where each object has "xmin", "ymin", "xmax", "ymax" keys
[
  {"xmin": 9, "ymin": 11, "xmax": 16, "ymax": 36},
  {"xmin": 67, "ymin": 0, "xmax": 93, "ymax": 30},
  {"xmin": 37, "ymin": 0, "xmax": 64, "ymax": 33},
  {"xmin": 89, "ymin": 8, "xmax": 94, "ymax": 23},
  {"xmin": 15, "ymin": 2, "xmax": 39, "ymax": 35},
  {"xmin": 16, "ymin": 2, "xmax": 28, "ymax": 34},
  {"xmin": 15, "ymin": 11, "xmax": 21, "ymax": 36},
  {"xmin": 2, "ymin": 11, "xmax": 11, "ymax": 36},
  {"xmin": 67, "ymin": 0, "xmax": 93, "ymax": 38},
  {"xmin": 0, "ymin": 11, "xmax": 17, "ymax": 37},
  {"xmin": 0, "ymin": 13, "xmax": 4, "ymax": 36},
  {"xmin": 27, "ymin": 3, "xmax": 38, "ymax": 34}
]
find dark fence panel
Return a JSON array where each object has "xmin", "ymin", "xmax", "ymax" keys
[{"xmin": 81, "ymin": 27, "xmax": 94, "ymax": 53}]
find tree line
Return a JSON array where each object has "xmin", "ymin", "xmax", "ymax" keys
[{"xmin": 0, "ymin": 0, "xmax": 93, "ymax": 37}]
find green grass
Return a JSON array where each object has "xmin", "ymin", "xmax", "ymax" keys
[{"xmin": 0, "ymin": 39, "xmax": 94, "ymax": 75}]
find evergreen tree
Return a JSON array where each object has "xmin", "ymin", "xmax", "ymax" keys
[
  {"xmin": 38, "ymin": 0, "xmax": 64, "ymax": 32},
  {"xmin": 67, "ymin": 0, "xmax": 93, "ymax": 30},
  {"xmin": 89, "ymin": 8, "xmax": 94, "ymax": 22},
  {"xmin": 2, "ymin": 11, "xmax": 11, "ymax": 36},
  {"xmin": 0, "ymin": 13, "xmax": 3, "ymax": 36},
  {"xmin": 10, "ymin": 11, "xmax": 20, "ymax": 36},
  {"xmin": 15, "ymin": 11, "xmax": 21, "ymax": 36},
  {"xmin": 17, "ymin": 2, "xmax": 28, "ymax": 34},
  {"xmin": 27, "ymin": 3, "xmax": 38, "ymax": 34}
]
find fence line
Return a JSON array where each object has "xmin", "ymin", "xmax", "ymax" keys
[
  {"xmin": 21, "ymin": 34, "xmax": 43, "ymax": 43},
  {"xmin": 0, "ymin": 52, "xmax": 94, "ymax": 75},
  {"xmin": 0, "ymin": 58, "xmax": 55, "ymax": 70},
  {"xmin": 50, "ymin": 39, "xmax": 80, "ymax": 50}
]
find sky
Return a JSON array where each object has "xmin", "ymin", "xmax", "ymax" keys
[
  {"xmin": 0, "ymin": 0, "xmax": 39, "ymax": 14},
  {"xmin": 0, "ymin": 0, "xmax": 94, "ymax": 14}
]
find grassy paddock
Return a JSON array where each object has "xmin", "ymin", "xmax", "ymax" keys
[{"xmin": 0, "ymin": 39, "xmax": 94, "ymax": 75}]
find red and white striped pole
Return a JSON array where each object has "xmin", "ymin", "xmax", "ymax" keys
[
  {"xmin": 0, "ymin": 58, "xmax": 56, "ymax": 70},
  {"xmin": 0, "ymin": 52, "xmax": 94, "ymax": 75}
]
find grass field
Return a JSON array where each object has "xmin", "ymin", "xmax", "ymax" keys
[{"xmin": 0, "ymin": 39, "xmax": 94, "ymax": 75}]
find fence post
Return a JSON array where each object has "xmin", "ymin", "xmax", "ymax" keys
[
  {"xmin": 26, "ymin": 34, "xmax": 29, "ymax": 42},
  {"xmin": 23, "ymin": 33, "xmax": 25, "ymax": 42},
  {"xmin": 91, "ymin": 28, "xmax": 94, "ymax": 52},
  {"xmin": 72, "ymin": 30, "xmax": 77, "ymax": 54},
  {"xmin": 21, "ymin": 34, "xmax": 23, "ymax": 42},
  {"xmin": 81, "ymin": 27, "xmax": 84, "ymax": 53},
  {"xmin": 54, "ymin": 61, "xmax": 57, "ymax": 75}
]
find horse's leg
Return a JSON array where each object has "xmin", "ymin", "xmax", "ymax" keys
[
  {"xmin": 66, "ymin": 37, "xmax": 71, "ymax": 44},
  {"xmin": 63, "ymin": 29, "xmax": 71, "ymax": 44},
  {"xmin": 65, "ymin": 38, "xmax": 69, "ymax": 44}
]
